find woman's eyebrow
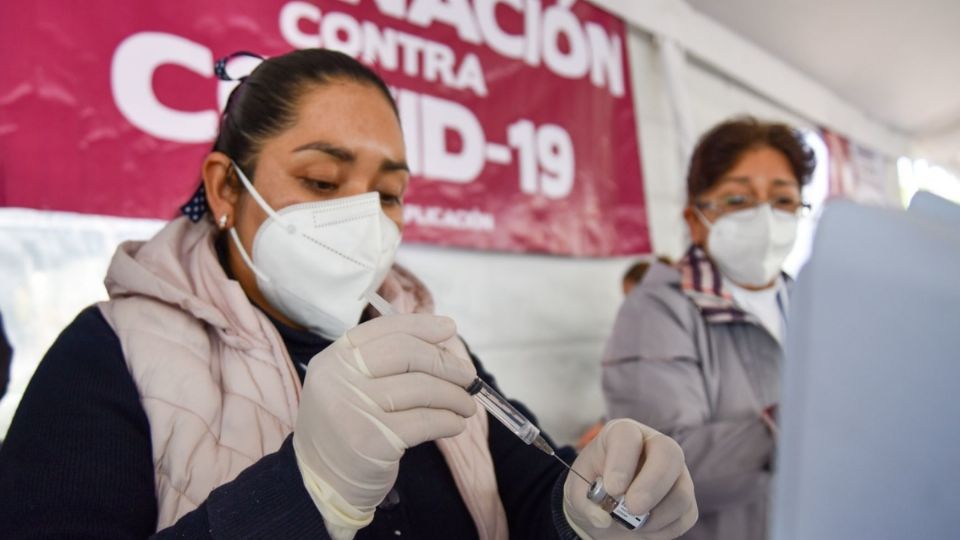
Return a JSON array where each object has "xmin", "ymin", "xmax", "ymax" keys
[
  {"xmin": 381, "ymin": 158, "xmax": 409, "ymax": 173},
  {"xmin": 716, "ymin": 176, "xmax": 752, "ymax": 185},
  {"xmin": 771, "ymin": 177, "xmax": 799, "ymax": 186},
  {"xmin": 292, "ymin": 141, "xmax": 354, "ymax": 162},
  {"xmin": 719, "ymin": 176, "xmax": 797, "ymax": 186},
  {"xmin": 293, "ymin": 141, "xmax": 408, "ymax": 173}
]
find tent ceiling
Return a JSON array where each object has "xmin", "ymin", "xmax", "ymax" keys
[{"xmin": 685, "ymin": 0, "xmax": 960, "ymax": 140}]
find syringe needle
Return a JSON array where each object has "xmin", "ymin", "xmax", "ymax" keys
[
  {"xmin": 553, "ymin": 454, "xmax": 591, "ymax": 484},
  {"xmin": 530, "ymin": 433, "xmax": 592, "ymax": 485},
  {"xmin": 535, "ymin": 440, "xmax": 591, "ymax": 485}
]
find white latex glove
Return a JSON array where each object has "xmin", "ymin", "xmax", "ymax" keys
[
  {"xmin": 564, "ymin": 419, "xmax": 698, "ymax": 540},
  {"xmin": 292, "ymin": 314, "xmax": 477, "ymax": 540}
]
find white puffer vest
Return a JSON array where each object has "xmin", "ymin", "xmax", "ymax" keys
[{"xmin": 98, "ymin": 217, "xmax": 508, "ymax": 539}]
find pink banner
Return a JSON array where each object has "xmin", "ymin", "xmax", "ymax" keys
[
  {"xmin": 821, "ymin": 127, "xmax": 896, "ymax": 206},
  {"xmin": 0, "ymin": 0, "xmax": 648, "ymax": 256},
  {"xmin": 822, "ymin": 128, "xmax": 853, "ymax": 198}
]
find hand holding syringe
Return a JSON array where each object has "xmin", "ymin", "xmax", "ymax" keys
[{"xmin": 363, "ymin": 289, "xmax": 649, "ymax": 531}]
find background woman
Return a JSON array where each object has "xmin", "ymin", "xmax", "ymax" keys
[{"xmin": 603, "ymin": 117, "xmax": 815, "ymax": 540}]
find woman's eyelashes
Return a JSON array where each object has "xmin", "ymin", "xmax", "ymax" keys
[
  {"xmin": 379, "ymin": 192, "xmax": 403, "ymax": 207},
  {"xmin": 297, "ymin": 175, "xmax": 403, "ymax": 206},
  {"xmin": 302, "ymin": 177, "xmax": 339, "ymax": 194}
]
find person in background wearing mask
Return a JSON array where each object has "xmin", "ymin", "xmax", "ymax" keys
[
  {"xmin": 0, "ymin": 49, "xmax": 697, "ymax": 540},
  {"xmin": 602, "ymin": 117, "xmax": 815, "ymax": 540}
]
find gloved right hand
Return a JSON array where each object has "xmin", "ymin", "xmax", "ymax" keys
[
  {"xmin": 563, "ymin": 419, "xmax": 697, "ymax": 540},
  {"xmin": 292, "ymin": 314, "xmax": 477, "ymax": 540}
]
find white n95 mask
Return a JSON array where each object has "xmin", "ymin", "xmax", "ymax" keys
[
  {"xmin": 697, "ymin": 204, "xmax": 798, "ymax": 288},
  {"xmin": 227, "ymin": 162, "xmax": 401, "ymax": 339}
]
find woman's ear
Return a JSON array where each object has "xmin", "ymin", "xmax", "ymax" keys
[
  {"xmin": 202, "ymin": 152, "xmax": 240, "ymax": 229},
  {"xmin": 684, "ymin": 206, "xmax": 708, "ymax": 247}
]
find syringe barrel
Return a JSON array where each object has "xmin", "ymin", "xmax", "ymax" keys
[
  {"xmin": 362, "ymin": 299, "xmax": 542, "ymax": 447},
  {"xmin": 467, "ymin": 378, "xmax": 540, "ymax": 444}
]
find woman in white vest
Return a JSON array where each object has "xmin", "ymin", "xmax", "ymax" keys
[{"xmin": 0, "ymin": 49, "xmax": 696, "ymax": 539}]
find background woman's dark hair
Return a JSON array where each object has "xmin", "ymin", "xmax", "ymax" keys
[
  {"xmin": 622, "ymin": 256, "xmax": 673, "ymax": 285},
  {"xmin": 686, "ymin": 116, "xmax": 816, "ymax": 202},
  {"xmin": 215, "ymin": 48, "xmax": 397, "ymax": 176}
]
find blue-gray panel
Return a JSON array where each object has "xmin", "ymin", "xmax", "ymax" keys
[
  {"xmin": 771, "ymin": 200, "xmax": 960, "ymax": 540},
  {"xmin": 909, "ymin": 191, "xmax": 960, "ymax": 229}
]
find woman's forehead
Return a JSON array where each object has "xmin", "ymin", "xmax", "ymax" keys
[{"xmin": 280, "ymin": 81, "xmax": 404, "ymax": 153}]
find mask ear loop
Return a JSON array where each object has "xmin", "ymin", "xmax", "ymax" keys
[
  {"xmin": 693, "ymin": 206, "xmax": 713, "ymax": 229},
  {"xmin": 230, "ymin": 161, "xmax": 295, "ymax": 234},
  {"xmin": 228, "ymin": 227, "xmax": 271, "ymax": 284},
  {"xmin": 226, "ymin": 160, "xmax": 291, "ymax": 284}
]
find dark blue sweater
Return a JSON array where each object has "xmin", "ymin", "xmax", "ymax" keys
[
  {"xmin": 0, "ymin": 306, "xmax": 578, "ymax": 539},
  {"xmin": 0, "ymin": 312, "xmax": 10, "ymax": 401}
]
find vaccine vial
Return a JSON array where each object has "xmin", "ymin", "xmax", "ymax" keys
[{"xmin": 586, "ymin": 476, "xmax": 650, "ymax": 530}]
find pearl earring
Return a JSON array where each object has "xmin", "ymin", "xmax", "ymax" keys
[{"xmin": 218, "ymin": 214, "xmax": 228, "ymax": 229}]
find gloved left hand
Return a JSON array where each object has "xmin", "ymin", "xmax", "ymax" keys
[{"xmin": 563, "ymin": 419, "xmax": 698, "ymax": 540}]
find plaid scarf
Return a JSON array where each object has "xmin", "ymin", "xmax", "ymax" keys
[{"xmin": 677, "ymin": 245, "xmax": 749, "ymax": 323}]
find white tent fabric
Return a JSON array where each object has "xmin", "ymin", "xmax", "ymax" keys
[{"xmin": 0, "ymin": 210, "xmax": 164, "ymax": 435}]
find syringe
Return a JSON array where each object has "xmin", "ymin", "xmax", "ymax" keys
[
  {"xmin": 362, "ymin": 290, "xmax": 560, "ymax": 453},
  {"xmin": 467, "ymin": 376, "xmax": 648, "ymax": 530},
  {"xmin": 465, "ymin": 376, "xmax": 555, "ymax": 453},
  {"xmin": 362, "ymin": 289, "xmax": 648, "ymax": 530}
]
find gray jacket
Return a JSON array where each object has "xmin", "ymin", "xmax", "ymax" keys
[{"xmin": 602, "ymin": 247, "xmax": 782, "ymax": 540}]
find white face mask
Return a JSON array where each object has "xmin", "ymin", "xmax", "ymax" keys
[
  {"xmin": 697, "ymin": 204, "xmax": 798, "ymax": 288},
  {"xmin": 227, "ymin": 162, "xmax": 401, "ymax": 339}
]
